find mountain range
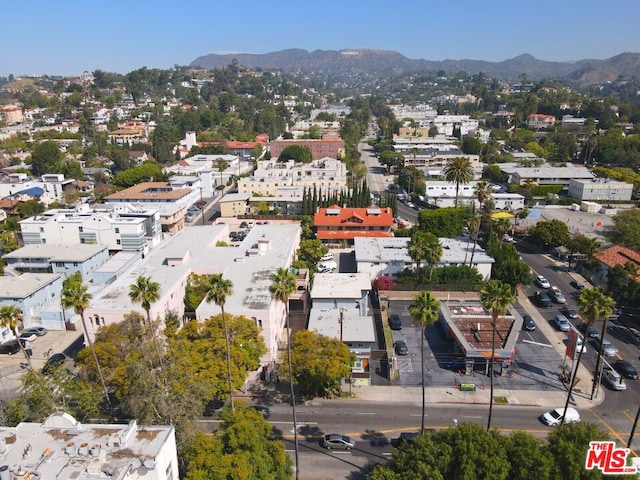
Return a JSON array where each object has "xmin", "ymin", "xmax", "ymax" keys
[{"xmin": 190, "ymin": 49, "xmax": 640, "ymax": 85}]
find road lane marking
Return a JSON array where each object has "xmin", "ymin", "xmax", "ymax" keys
[
  {"xmin": 587, "ymin": 409, "xmax": 636, "ymax": 456},
  {"xmin": 522, "ymin": 339, "xmax": 554, "ymax": 348},
  {"xmin": 357, "ymin": 412, "xmax": 375, "ymax": 415}
]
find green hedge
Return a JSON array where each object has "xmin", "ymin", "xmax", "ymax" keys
[{"xmin": 508, "ymin": 184, "xmax": 564, "ymax": 196}]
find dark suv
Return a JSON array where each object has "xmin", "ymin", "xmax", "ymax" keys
[
  {"xmin": 534, "ymin": 291, "xmax": 552, "ymax": 308},
  {"xmin": 389, "ymin": 315, "xmax": 402, "ymax": 330},
  {"xmin": 0, "ymin": 340, "xmax": 20, "ymax": 355}
]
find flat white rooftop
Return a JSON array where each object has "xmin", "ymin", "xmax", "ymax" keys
[
  {"xmin": 0, "ymin": 273, "xmax": 61, "ymax": 299},
  {"xmin": 310, "ymin": 273, "xmax": 371, "ymax": 300},
  {"xmin": 0, "ymin": 412, "xmax": 175, "ymax": 480},
  {"xmin": 308, "ymin": 308, "xmax": 375, "ymax": 343},
  {"xmin": 3, "ymin": 244, "xmax": 107, "ymax": 262}
]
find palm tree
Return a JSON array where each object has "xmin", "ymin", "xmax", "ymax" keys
[
  {"xmin": 129, "ymin": 276, "xmax": 165, "ymax": 376},
  {"xmin": 576, "ymin": 288, "xmax": 615, "ymax": 403},
  {"xmin": 560, "ymin": 287, "xmax": 614, "ymax": 423},
  {"xmin": 203, "ymin": 274, "xmax": 235, "ymax": 412},
  {"xmin": 493, "ymin": 217, "xmax": 512, "ymax": 244},
  {"xmin": 269, "ymin": 268, "xmax": 299, "ymax": 480},
  {"xmin": 61, "ymin": 273, "xmax": 110, "ymax": 408},
  {"xmin": 443, "ymin": 157, "xmax": 473, "ymax": 208},
  {"xmin": 408, "ymin": 292, "xmax": 441, "ymax": 433},
  {"xmin": 470, "ymin": 181, "xmax": 493, "ymax": 266},
  {"xmin": 424, "ymin": 234, "xmax": 443, "ymax": 286},
  {"xmin": 480, "ymin": 280, "xmax": 515, "ymax": 431},
  {"xmin": 0, "ymin": 305, "xmax": 32, "ymax": 369},
  {"xmin": 463, "ymin": 216, "xmax": 479, "ymax": 266},
  {"xmin": 407, "ymin": 231, "xmax": 428, "ymax": 286}
]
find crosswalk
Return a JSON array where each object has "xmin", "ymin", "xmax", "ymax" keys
[{"xmin": 397, "ymin": 358, "xmax": 414, "ymax": 373}]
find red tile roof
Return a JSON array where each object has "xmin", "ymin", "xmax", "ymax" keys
[
  {"xmin": 316, "ymin": 230, "xmax": 393, "ymax": 240},
  {"xmin": 314, "ymin": 205, "xmax": 394, "ymax": 227},
  {"xmin": 595, "ymin": 245, "xmax": 640, "ymax": 281}
]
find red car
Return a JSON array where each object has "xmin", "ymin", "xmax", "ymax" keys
[{"xmin": 194, "ymin": 200, "xmax": 206, "ymax": 207}]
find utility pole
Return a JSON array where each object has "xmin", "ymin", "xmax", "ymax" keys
[{"xmin": 628, "ymin": 404, "xmax": 640, "ymax": 449}]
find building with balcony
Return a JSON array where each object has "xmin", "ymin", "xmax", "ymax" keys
[
  {"xmin": 3, "ymin": 244, "xmax": 109, "ymax": 280},
  {"xmin": 0, "ymin": 273, "xmax": 65, "ymax": 329},
  {"xmin": 84, "ymin": 224, "xmax": 301, "ymax": 367},
  {"xmin": 103, "ymin": 182, "xmax": 199, "ymax": 233},
  {"xmin": 314, "ymin": 205, "xmax": 394, "ymax": 245},
  {"xmin": 19, "ymin": 205, "xmax": 162, "ymax": 253},
  {"xmin": 238, "ymin": 157, "xmax": 347, "ymax": 197}
]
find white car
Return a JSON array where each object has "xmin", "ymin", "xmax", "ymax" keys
[
  {"xmin": 319, "ymin": 260, "xmax": 337, "ymax": 271},
  {"xmin": 320, "ymin": 253, "xmax": 334, "ymax": 262},
  {"xmin": 541, "ymin": 407, "xmax": 580, "ymax": 426},
  {"xmin": 536, "ymin": 276, "xmax": 551, "ymax": 289}
]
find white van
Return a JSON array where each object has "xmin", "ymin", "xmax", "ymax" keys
[
  {"xmin": 320, "ymin": 253, "xmax": 334, "ymax": 262},
  {"xmin": 603, "ymin": 368, "xmax": 626, "ymax": 390}
]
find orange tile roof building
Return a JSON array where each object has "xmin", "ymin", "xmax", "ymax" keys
[
  {"xmin": 594, "ymin": 245, "xmax": 640, "ymax": 283},
  {"xmin": 270, "ymin": 135, "xmax": 345, "ymax": 160},
  {"xmin": 314, "ymin": 205, "xmax": 394, "ymax": 244}
]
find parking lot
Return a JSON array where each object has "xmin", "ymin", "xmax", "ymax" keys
[
  {"xmin": 0, "ymin": 326, "xmax": 83, "ymax": 396},
  {"xmin": 383, "ymin": 297, "xmax": 567, "ymax": 393}
]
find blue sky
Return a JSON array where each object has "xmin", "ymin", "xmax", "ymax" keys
[{"xmin": 2, "ymin": 0, "xmax": 639, "ymax": 77}]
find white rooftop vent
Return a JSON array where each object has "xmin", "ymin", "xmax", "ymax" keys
[{"xmin": 366, "ymin": 208, "xmax": 381, "ymax": 215}]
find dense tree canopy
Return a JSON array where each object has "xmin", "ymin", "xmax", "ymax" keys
[
  {"xmin": 285, "ymin": 330, "xmax": 355, "ymax": 397},
  {"xmin": 529, "ymin": 219, "xmax": 571, "ymax": 250},
  {"xmin": 277, "ymin": 145, "xmax": 313, "ymax": 163},
  {"xmin": 183, "ymin": 407, "xmax": 292, "ymax": 480},
  {"xmin": 607, "ymin": 209, "xmax": 640, "ymax": 249}
]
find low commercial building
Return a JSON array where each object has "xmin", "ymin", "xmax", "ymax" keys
[
  {"xmin": 568, "ymin": 178, "xmax": 633, "ymax": 201},
  {"xmin": 440, "ymin": 298, "xmax": 524, "ymax": 376},
  {"xmin": 0, "ymin": 412, "xmax": 178, "ymax": 480},
  {"xmin": 506, "ymin": 166, "xmax": 595, "ymax": 189}
]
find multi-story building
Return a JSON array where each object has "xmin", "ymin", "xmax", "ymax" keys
[
  {"xmin": 19, "ymin": 205, "xmax": 162, "ymax": 253},
  {"xmin": 84, "ymin": 224, "xmax": 301, "ymax": 366},
  {"xmin": 354, "ymin": 237, "xmax": 495, "ymax": 281},
  {"xmin": 308, "ymin": 273, "xmax": 374, "ymax": 386},
  {"xmin": 269, "ymin": 135, "xmax": 345, "ymax": 160},
  {"xmin": 0, "ymin": 413, "xmax": 179, "ymax": 480},
  {"xmin": 422, "ymin": 181, "xmax": 524, "ymax": 210},
  {"xmin": 314, "ymin": 205, "xmax": 394, "ymax": 245},
  {"xmin": 568, "ymin": 178, "xmax": 634, "ymax": 201},
  {"xmin": 0, "ymin": 173, "xmax": 76, "ymax": 206},
  {"xmin": 0, "ymin": 273, "xmax": 65, "ymax": 329},
  {"xmin": 219, "ymin": 193, "xmax": 250, "ymax": 217},
  {"xmin": 3, "ymin": 244, "xmax": 109, "ymax": 280},
  {"xmin": 526, "ymin": 113, "xmax": 555, "ymax": 129},
  {"xmin": 103, "ymin": 182, "xmax": 198, "ymax": 233},
  {"xmin": 238, "ymin": 157, "xmax": 347, "ymax": 197},
  {"xmin": 0, "ymin": 105, "xmax": 24, "ymax": 125},
  {"xmin": 107, "ymin": 121, "xmax": 148, "ymax": 144}
]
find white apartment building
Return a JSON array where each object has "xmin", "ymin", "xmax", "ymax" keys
[
  {"xmin": 20, "ymin": 205, "xmax": 162, "ymax": 252},
  {"xmin": 432, "ymin": 115, "xmax": 479, "ymax": 137},
  {"xmin": 0, "ymin": 413, "xmax": 179, "ymax": 480},
  {"xmin": 354, "ymin": 237, "xmax": 495, "ymax": 281},
  {"xmin": 568, "ymin": 178, "xmax": 634, "ymax": 201},
  {"xmin": 238, "ymin": 157, "xmax": 347, "ymax": 197},
  {"xmin": 0, "ymin": 173, "xmax": 75, "ymax": 205},
  {"xmin": 421, "ymin": 181, "xmax": 525, "ymax": 210},
  {"xmin": 0, "ymin": 273, "xmax": 66, "ymax": 329},
  {"xmin": 85, "ymin": 224, "xmax": 301, "ymax": 366}
]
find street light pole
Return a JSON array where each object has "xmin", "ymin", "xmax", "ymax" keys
[
  {"xmin": 628, "ymin": 404, "xmax": 640, "ymax": 448},
  {"xmin": 199, "ymin": 187, "xmax": 205, "ymax": 226}
]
